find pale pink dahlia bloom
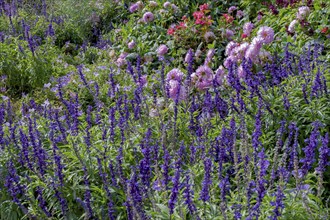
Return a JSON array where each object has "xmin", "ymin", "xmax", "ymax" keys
[
  {"xmin": 228, "ymin": 6, "xmax": 237, "ymax": 14},
  {"xmin": 149, "ymin": 1, "xmax": 158, "ymax": 7},
  {"xmin": 157, "ymin": 44, "xmax": 169, "ymax": 56},
  {"xmin": 288, "ymin": 20, "xmax": 298, "ymax": 33},
  {"xmin": 184, "ymin": 49, "xmax": 193, "ymax": 63},
  {"xmin": 163, "ymin": 2, "xmax": 171, "ymax": 8},
  {"xmin": 232, "ymin": 42, "xmax": 249, "ymax": 61},
  {"xmin": 129, "ymin": 3, "xmax": 139, "ymax": 13},
  {"xmin": 236, "ymin": 10, "xmax": 244, "ymax": 18},
  {"xmin": 257, "ymin": 26, "xmax": 274, "ymax": 44},
  {"xmin": 225, "ymin": 29, "xmax": 235, "ymax": 40},
  {"xmin": 225, "ymin": 41, "xmax": 239, "ymax": 56},
  {"xmin": 297, "ymin": 6, "xmax": 310, "ymax": 20},
  {"xmin": 243, "ymin": 22, "xmax": 254, "ymax": 36},
  {"xmin": 139, "ymin": 75, "xmax": 147, "ymax": 87},
  {"xmin": 166, "ymin": 68, "xmax": 184, "ymax": 82},
  {"xmin": 204, "ymin": 31, "xmax": 216, "ymax": 42},
  {"xmin": 128, "ymin": 40, "xmax": 135, "ymax": 49},
  {"xmin": 237, "ymin": 65, "xmax": 246, "ymax": 78},
  {"xmin": 223, "ymin": 57, "xmax": 233, "ymax": 68},
  {"xmin": 191, "ymin": 66, "xmax": 214, "ymax": 90},
  {"xmin": 168, "ymin": 80, "xmax": 186, "ymax": 101},
  {"xmin": 245, "ymin": 37, "xmax": 263, "ymax": 61},
  {"xmin": 215, "ymin": 65, "xmax": 225, "ymax": 85},
  {"xmin": 143, "ymin": 12, "xmax": 154, "ymax": 23}
]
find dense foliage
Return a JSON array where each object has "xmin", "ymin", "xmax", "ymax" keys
[{"xmin": 0, "ymin": 0, "xmax": 329, "ymax": 219}]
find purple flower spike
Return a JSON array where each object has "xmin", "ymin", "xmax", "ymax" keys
[{"xmin": 199, "ymin": 157, "xmax": 212, "ymax": 202}]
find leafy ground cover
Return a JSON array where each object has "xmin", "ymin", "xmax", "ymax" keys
[{"xmin": 0, "ymin": 0, "xmax": 330, "ymax": 219}]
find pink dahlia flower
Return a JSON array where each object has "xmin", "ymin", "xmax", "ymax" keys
[
  {"xmin": 215, "ymin": 65, "xmax": 225, "ymax": 85},
  {"xmin": 236, "ymin": 10, "xmax": 244, "ymax": 19},
  {"xmin": 228, "ymin": 6, "xmax": 237, "ymax": 14},
  {"xmin": 288, "ymin": 20, "xmax": 298, "ymax": 33},
  {"xmin": 116, "ymin": 58, "xmax": 126, "ymax": 67},
  {"xmin": 243, "ymin": 22, "xmax": 254, "ymax": 36},
  {"xmin": 157, "ymin": 44, "xmax": 169, "ymax": 56},
  {"xmin": 297, "ymin": 6, "xmax": 310, "ymax": 20},
  {"xmin": 149, "ymin": 1, "xmax": 158, "ymax": 7},
  {"xmin": 143, "ymin": 12, "xmax": 154, "ymax": 23},
  {"xmin": 128, "ymin": 40, "xmax": 135, "ymax": 49},
  {"xmin": 204, "ymin": 31, "xmax": 216, "ymax": 42},
  {"xmin": 225, "ymin": 29, "xmax": 235, "ymax": 40},
  {"xmin": 257, "ymin": 26, "xmax": 274, "ymax": 44},
  {"xmin": 139, "ymin": 75, "xmax": 147, "ymax": 87},
  {"xmin": 163, "ymin": 2, "xmax": 171, "ymax": 8},
  {"xmin": 223, "ymin": 57, "xmax": 233, "ymax": 68},
  {"xmin": 166, "ymin": 68, "xmax": 184, "ymax": 82},
  {"xmin": 232, "ymin": 42, "xmax": 249, "ymax": 61},
  {"xmin": 245, "ymin": 37, "xmax": 263, "ymax": 62},
  {"xmin": 168, "ymin": 80, "xmax": 186, "ymax": 101},
  {"xmin": 191, "ymin": 65, "xmax": 214, "ymax": 90},
  {"xmin": 237, "ymin": 65, "xmax": 246, "ymax": 78},
  {"xmin": 225, "ymin": 41, "xmax": 239, "ymax": 56},
  {"xmin": 184, "ymin": 49, "xmax": 193, "ymax": 63},
  {"xmin": 129, "ymin": 3, "xmax": 139, "ymax": 13}
]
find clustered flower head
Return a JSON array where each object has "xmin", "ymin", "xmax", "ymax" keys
[
  {"xmin": 257, "ymin": 26, "xmax": 275, "ymax": 44},
  {"xmin": 129, "ymin": 1, "xmax": 143, "ymax": 13},
  {"xmin": 223, "ymin": 26, "xmax": 274, "ymax": 72},
  {"xmin": 297, "ymin": 6, "xmax": 310, "ymax": 20},
  {"xmin": 245, "ymin": 37, "xmax": 263, "ymax": 62},
  {"xmin": 128, "ymin": 40, "xmax": 135, "ymax": 49},
  {"xmin": 236, "ymin": 10, "xmax": 244, "ymax": 19},
  {"xmin": 149, "ymin": 1, "xmax": 158, "ymax": 7},
  {"xmin": 204, "ymin": 31, "xmax": 216, "ymax": 42},
  {"xmin": 157, "ymin": 44, "xmax": 169, "ymax": 56},
  {"xmin": 286, "ymin": 5, "xmax": 311, "ymax": 35},
  {"xmin": 193, "ymin": 4, "xmax": 212, "ymax": 26},
  {"xmin": 288, "ymin": 20, "xmax": 299, "ymax": 33},
  {"xmin": 204, "ymin": 49, "xmax": 215, "ymax": 65},
  {"xmin": 171, "ymin": 4, "xmax": 179, "ymax": 12},
  {"xmin": 228, "ymin": 6, "xmax": 237, "ymax": 14},
  {"xmin": 225, "ymin": 29, "xmax": 235, "ymax": 40},
  {"xmin": 166, "ymin": 3, "xmax": 213, "ymax": 41},
  {"xmin": 223, "ymin": 13, "xmax": 234, "ymax": 23},
  {"xmin": 166, "ymin": 68, "xmax": 184, "ymax": 82},
  {"xmin": 233, "ymin": 42, "xmax": 249, "ymax": 61},
  {"xmin": 191, "ymin": 65, "xmax": 214, "ymax": 91},
  {"xmin": 225, "ymin": 41, "xmax": 239, "ymax": 56},
  {"xmin": 184, "ymin": 49, "xmax": 193, "ymax": 64},
  {"xmin": 163, "ymin": 1, "xmax": 178, "ymax": 11},
  {"xmin": 166, "ymin": 69, "xmax": 186, "ymax": 101},
  {"xmin": 199, "ymin": 3, "xmax": 208, "ymax": 11},
  {"xmin": 214, "ymin": 65, "xmax": 225, "ymax": 85},
  {"xmin": 143, "ymin": 12, "xmax": 154, "ymax": 23},
  {"xmin": 167, "ymin": 18, "xmax": 187, "ymax": 36},
  {"xmin": 163, "ymin": 1, "xmax": 171, "ymax": 8},
  {"xmin": 243, "ymin": 22, "xmax": 254, "ymax": 38},
  {"xmin": 116, "ymin": 52, "xmax": 128, "ymax": 67},
  {"xmin": 129, "ymin": 3, "xmax": 139, "ymax": 13}
]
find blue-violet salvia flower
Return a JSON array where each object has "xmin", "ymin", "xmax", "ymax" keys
[{"xmin": 199, "ymin": 157, "xmax": 212, "ymax": 202}]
